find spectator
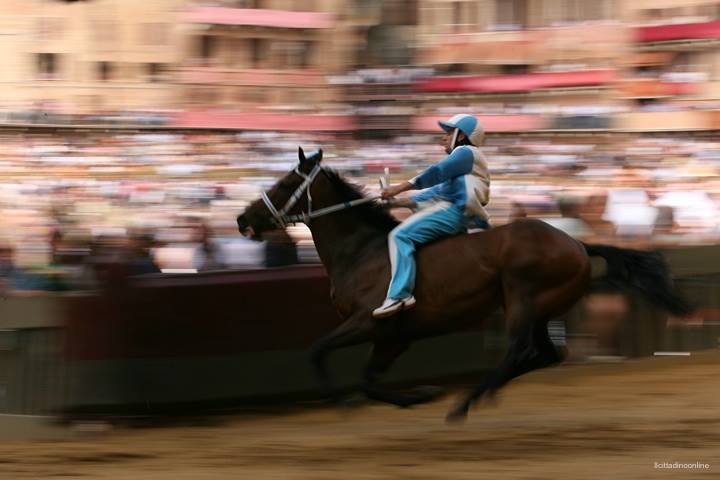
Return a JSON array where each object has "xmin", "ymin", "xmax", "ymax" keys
[{"xmin": 127, "ymin": 234, "xmax": 161, "ymax": 276}]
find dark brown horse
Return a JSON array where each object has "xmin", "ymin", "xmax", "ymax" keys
[{"xmin": 236, "ymin": 148, "xmax": 691, "ymax": 421}]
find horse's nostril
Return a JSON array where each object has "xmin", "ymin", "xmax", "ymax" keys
[{"xmin": 237, "ymin": 215, "xmax": 249, "ymax": 233}]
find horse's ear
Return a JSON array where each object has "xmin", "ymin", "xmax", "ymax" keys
[
  {"xmin": 298, "ymin": 147, "xmax": 306, "ymax": 164},
  {"xmin": 316, "ymin": 149, "xmax": 323, "ymax": 163}
]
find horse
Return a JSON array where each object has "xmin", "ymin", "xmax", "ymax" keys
[{"xmin": 236, "ymin": 148, "xmax": 691, "ymax": 421}]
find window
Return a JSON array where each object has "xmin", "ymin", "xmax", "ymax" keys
[
  {"xmin": 97, "ymin": 62, "xmax": 113, "ymax": 81},
  {"xmin": 287, "ymin": 41, "xmax": 313, "ymax": 68},
  {"xmin": 560, "ymin": 0, "xmax": 609, "ymax": 22},
  {"xmin": 451, "ymin": 1, "xmax": 477, "ymax": 33},
  {"xmin": 501, "ymin": 64, "xmax": 529, "ymax": 74},
  {"xmin": 446, "ymin": 63, "xmax": 467, "ymax": 74},
  {"xmin": 146, "ymin": 63, "xmax": 166, "ymax": 82},
  {"xmin": 583, "ymin": 0, "xmax": 607, "ymax": 21},
  {"xmin": 37, "ymin": 53, "xmax": 59, "ymax": 80},
  {"xmin": 383, "ymin": 0, "xmax": 417, "ymax": 26},
  {"xmin": 697, "ymin": 3, "xmax": 720, "ymax": 20},
  {"xmin": 199, "ymin": 35, "xmax": 216, "ymax": 62},
  {"xmin": 297, "ymin": 0, "xmax": 313, "ymax": 10},
  {"xmin": 243, "ymin": 87, "xmax": 266, "ymax": 103},
  {"xmin": 495, "ymin": 0, "xmax": 527, "ymax": 29},
  {"xmin": 453, "ymin": 2, "xmax": 462, "ymax": 32},
  {"xmin": 466, "ymin": 2, "xmax": 479, "ymax": 30},
  {"xmin": 251, "ymin": 38, "xmax": 265, "ymax": 68},
  {"xmin": 234, "ymin": 0, "xmax": 262, "ymax": 7},
  {"xmin": 189, "ymin": 88, "xmax": 218, "ymax": 105},
  {"xmin": 561, "ymin": 0, "xmax": 579, "ymax": 22}
]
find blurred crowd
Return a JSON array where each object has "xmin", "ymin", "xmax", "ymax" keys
[
  {"xmin": 0, "ymin": 101, "xmax": 174, "ymax": 127},
  {"xmin": 0, "ymin": 129, "xmax": 718, "ymax": 292}
]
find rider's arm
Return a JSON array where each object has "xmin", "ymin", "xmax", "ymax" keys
[
  {"xmin": 410, "ymin": 184, "xmax": 442, "ymax": 206},
  {"xmin": 409, "ymin": 146, "xmax": 474, "ymax": 190},
  {"xmin": 387, "ymin": 198, "xmax": 417, "ymax": 209},
  {"xmin": 381, "ymin": 181, "xmax": 414, "ymax": 199}
]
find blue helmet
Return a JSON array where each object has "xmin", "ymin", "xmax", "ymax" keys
[{"xmin": 438, "ymin": 114, "xmax": 484, "ymax": 147}]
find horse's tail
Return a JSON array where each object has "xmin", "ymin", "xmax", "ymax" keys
[{"xmin": 580, "ymin": 242, "xmax": 693, "ymax": 316}]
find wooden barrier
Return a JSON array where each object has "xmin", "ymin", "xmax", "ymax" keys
[{"xmin": 0, "ymin": 245, "xmax": 718, "ymax": 414}]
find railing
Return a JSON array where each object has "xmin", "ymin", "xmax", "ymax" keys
[{"xmin": 178, "ymin": 67, "xmax": 325, "ymax": 87}]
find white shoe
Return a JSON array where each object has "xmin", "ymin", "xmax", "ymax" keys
[{"xmin": 372, "ymin": 296, "xmax": 416, "ymax": 319}]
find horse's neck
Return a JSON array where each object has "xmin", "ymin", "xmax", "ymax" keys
[{"xmin": 307, "ymin": 206, "xmax": 387, "ymax": 283}]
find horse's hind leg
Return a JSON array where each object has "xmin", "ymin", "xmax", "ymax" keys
[
  {"xmin": 447, "ymin": 303, "xmax": 560, "ymax": 422},
  {"xmin": 364, "ymin": 341, "xmax": 445, "ymax": 407}
]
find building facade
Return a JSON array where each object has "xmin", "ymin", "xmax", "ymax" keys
[
  {"xmin": 0, "ymin": 0, "xmax": 359, "ymax": 115},
  {"xmin": 0, "ymin": 0, "xmax": 185, "ymax": 114},
  {"xmin": 412, "ymin": 0, "xmax": 720, "ymax": 132},
  {"xmin": 1, "ymin": 1, "xmax": 720, "ymax": 132}
]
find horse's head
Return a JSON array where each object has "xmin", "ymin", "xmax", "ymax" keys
[{"xmin": 237, "ymin": 147, "xmax": 323, "ymax": 240}]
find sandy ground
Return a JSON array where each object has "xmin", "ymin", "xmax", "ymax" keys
[{"xmin": 1, "ymin": 352, "xmax": 719, "ymax": 479}]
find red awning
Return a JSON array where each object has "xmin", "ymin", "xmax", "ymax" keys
[
  {"xmin": 183, "ymin": 7, "xmax": 335, "ymax": 29},
  {"xmin": 417, "ymin": 70, "xmax": 616, "ymax": 94},
  {"xmin": 636, "ymin": 20, "xmax": 720, "ymax": 43},
  {"xmin": 174, "ymin": 111, "xmax": 356, "ymax": 132},
  {"xmin": 412, "ymin": 115, "xmax": 547, "ymax": 132}
]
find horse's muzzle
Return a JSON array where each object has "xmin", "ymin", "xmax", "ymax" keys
[{"xmin": 237, "ymin": 215, "xmax": 251, "ymax": 236}]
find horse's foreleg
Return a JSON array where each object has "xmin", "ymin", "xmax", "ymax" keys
[
  {"xmin": 309, "ymin": 316, "xmax": 373, "ymax": 401},
  {"xmin": 362, "ymin": 340, "xmax": 444, "ymax": 407}
]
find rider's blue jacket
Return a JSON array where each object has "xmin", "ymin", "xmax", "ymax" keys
[{"xmin": 409, "ymin": 145, "xmax": 490, "ymax": 221}]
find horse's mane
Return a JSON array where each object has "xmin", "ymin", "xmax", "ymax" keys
[{"xmin": 322, "ymin": 169, "xmax": 399, "ymax": 233}]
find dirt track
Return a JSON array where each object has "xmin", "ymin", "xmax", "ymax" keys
[{"xmin": 1, "ymin": 352, "xmax": 719, "ymax": 479}]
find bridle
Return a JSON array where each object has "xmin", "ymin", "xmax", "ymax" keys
[{"xmin": 260, "ymin": 164, "xmax": 381, "ymax": 228}]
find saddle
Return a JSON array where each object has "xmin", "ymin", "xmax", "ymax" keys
[{"xmin": 466, "ymin": 217, "xmax": 492, "ymax": 234}]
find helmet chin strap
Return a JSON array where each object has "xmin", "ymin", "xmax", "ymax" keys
[{"xmin": 450, "ymin": 128, "xmax": 460, "ymax": 151}]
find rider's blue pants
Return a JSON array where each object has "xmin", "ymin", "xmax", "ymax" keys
[{"xmin": 386, "ymin": 201, "xmax": 467, "ymax": 300}]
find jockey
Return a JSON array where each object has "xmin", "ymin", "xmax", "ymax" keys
[{"xmin": 373, "ymin": 114, "xmax": 491, "ymax": 319}]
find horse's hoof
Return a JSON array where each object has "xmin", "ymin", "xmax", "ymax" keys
[
  {"xmin": 412, "ymin": 385, "xmax": 447, "ymax": 401},
  {"xmin": 337, "ymin": 392, "xmax": 368, "ymax": 408},
  {"xmin": 445, "ymin": 406, "xmax": 468, "ymax": 424},
  {"xmin": 482, "ymin": 390, "xmax": 500, "ymax": 407}
]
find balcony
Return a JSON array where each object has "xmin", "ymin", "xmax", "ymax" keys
[
  {"xmin": 418, "ymin": 24, "xmax": 629, "ymax": 66},
  {"xmin": 183, "ymin": 7, "xmax": 334, "ymax": 29},
  {"xmin": 178, "ymin": 67, "xmax": 325, "ymax": 87},
  {"xmin": 419, "ymin": 30, "xmax": 538, "ymax": 65}
]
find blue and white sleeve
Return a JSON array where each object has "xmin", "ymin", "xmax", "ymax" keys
[
  {"xmin": 409, "ymin": 146, "xmax": 474, "ymax": 190},
  {"xmin": 410, "ymin": 184, "xmax": 442, "ymax": 204}
]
